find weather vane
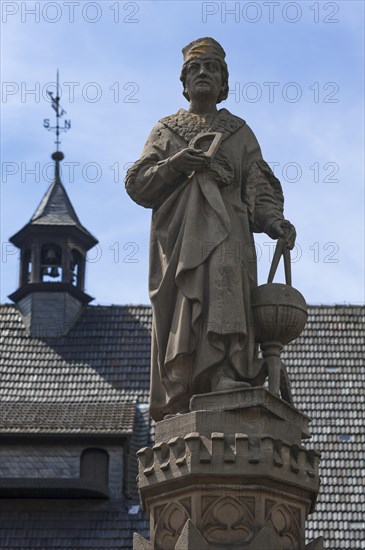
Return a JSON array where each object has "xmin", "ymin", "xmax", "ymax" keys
[{"xmin": 43, "ymin": 70, "xmax": 71, "ymax": 151}]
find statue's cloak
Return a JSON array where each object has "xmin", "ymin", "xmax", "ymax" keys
[{"xmin": 126, "ymin": 109, "xmax": 284, "ymax": 420}]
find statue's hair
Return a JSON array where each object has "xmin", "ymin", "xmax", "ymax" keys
[{"xmin": 180, "ymin": 59, "xmax": 229, "ymax": 104}]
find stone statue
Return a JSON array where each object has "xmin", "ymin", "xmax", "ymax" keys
[
  {"xmin": 126, "ymin": 37, "xmax": 296, "ymax": 421},
  {"xmin": 130, "ymin": 39, "xmax": 322, "ymax": 550}
]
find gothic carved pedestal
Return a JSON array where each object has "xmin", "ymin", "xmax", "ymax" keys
[{"xmin": 134, "ymin": 388, "xmax": 323, "ymax": 550}]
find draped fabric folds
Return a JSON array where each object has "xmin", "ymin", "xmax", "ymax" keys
[{"xmin": 126, "ymin": 109, "xmax": 285, "ymax": 420}]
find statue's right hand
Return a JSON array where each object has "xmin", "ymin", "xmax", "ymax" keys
[{"xmin": 169, "ymin": 148, "xmax": 209, "ymax": 174}]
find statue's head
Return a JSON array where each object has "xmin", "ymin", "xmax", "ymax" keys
[{"xmin": 180, "ymin": 37, "xmax": 229, "ymax": 104}]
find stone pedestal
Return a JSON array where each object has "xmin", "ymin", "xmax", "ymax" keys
[{"xmin": 134, "ymin": 388, "xmax": 323, "ymax": 550}]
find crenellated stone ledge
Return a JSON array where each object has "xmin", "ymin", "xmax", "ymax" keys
[
  {"xmin": 137, "ymin": 431, "xmax": 320, "ymax": 515},
  {"xmin": 135, "ymin": 388, "xmax": 322, "ymax": 550}
]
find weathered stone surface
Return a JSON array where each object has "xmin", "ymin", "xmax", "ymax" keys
[
  {"xmin": 247, "ymin": 523, "xmax": 283, "ymax": 550},
  {"xmin": 137, "ymin": 387, "xmax": 321, "ymax": 549},
  {"xmin": 190, "ymin": 386, "xmax": 311, "ymax": 439},
  {"xmin": 137, "ymin": 401, "xmax": 322, "ymax": 549},
  {"xmin": 149, "ymin": 485, "xmax": 311, "ymax": 549},
  {"xmin": 138, "ymin": 431, "xmax": 319, "ymax": 509},
  {"xmin": 125, "ymin": 36, "xmax": 299, "ymax": 422},
  {"xmin": 156, "ymin": 387, "xmax": 311, "ymax": 445},
  {"xmin": 133, "ymin": 532, "xmax": 153, "ymax": 549},
  {"xmin": 175, "ymin": 520, "xmax": 209, "ymax": 550},
  {"xmin": 137, "ymin": 418, "xmax": 320, "ymax": 549},
  {"xmin": 131, "ymin": 36, "xmax": 322, "ymax": 550},
  {"xmin": 138, "ymin": 389, "xmax": 319, "ymax": 518}
]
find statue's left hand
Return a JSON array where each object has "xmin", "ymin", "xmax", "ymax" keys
[{"xmin": 271, "ymin": 220, "xmax": 296, "ymax": 250}]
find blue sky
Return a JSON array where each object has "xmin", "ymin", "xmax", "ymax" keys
[{"xmin": 1, "ymin": 0, "xmax": 364, "ymax": 305}]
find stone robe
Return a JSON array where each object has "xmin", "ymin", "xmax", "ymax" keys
[{"xmin": 125, "ymin": 108, "xmax": 285, "ymax": 421}]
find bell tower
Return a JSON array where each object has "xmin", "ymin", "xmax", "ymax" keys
[{"xmin": 8, "ymin": 73, "xmax": 98, "ymax": 337}]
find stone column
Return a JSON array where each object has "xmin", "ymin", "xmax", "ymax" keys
[{"xmin": 134, "ymin": 388, "xmax": 323, "ymax": 550}]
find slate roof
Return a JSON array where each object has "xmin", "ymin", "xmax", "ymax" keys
[
  {"xmin": 0, "ymin": 401, "xmax": 136, "ymax": 435},
  {"xmin": 283, "ymin": 305, "xmax": 365, "ymax": 549},
  {"xmin": 0, "ymin": 303, "xmax": 152, "ymax": 549},
  {"xmin": 1, "ymin": 303, "xmax": 364, "ymax": 549},
  {"xmin": 0, "ymin": 304, "xmax": 151, "ymax": 408},
  {"xmin": 31, "ymin": 176, "xmax": 84, "ymax": 228},
  {"xmin": 9, "ymin": 172, "xmax": 98, "ymax": 247},
  {"xmin": 0, "ymin": 500, "xmax": 149, "ymax": 549},
  {"xmin": 1, "ymin": 304, "xmax": 151, "ymax": 435}
]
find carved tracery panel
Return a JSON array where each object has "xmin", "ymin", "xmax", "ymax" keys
[
  {"xmin": 154, "ymin": 501, "xmax": 190, "ymax": 550},
  {"xmin": 202, "ymin": 495, "xmax": 255, "ymax": 544}
]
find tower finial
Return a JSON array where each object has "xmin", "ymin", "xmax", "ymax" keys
[{"xmin": 43, "ymin": 70, "xmax": 71, "ymax": 152}]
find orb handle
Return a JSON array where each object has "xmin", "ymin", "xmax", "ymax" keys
[{"xmin": 267, "ymin": 239, "xmax": 292, "ymax": 286}]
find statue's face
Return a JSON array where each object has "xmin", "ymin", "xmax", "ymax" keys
[{"xmin": 185, "ymin": 56, "xmax": 222, "ymax": 103}]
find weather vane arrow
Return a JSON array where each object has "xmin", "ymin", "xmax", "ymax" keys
[{"xmin": 43, "ymin": 70, "xmax": 71, "ymax": 151}]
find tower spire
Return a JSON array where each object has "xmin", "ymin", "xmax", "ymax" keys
[{"xmin": 8, "ymin": 72, "xmax": 97, "ymax": 337}]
